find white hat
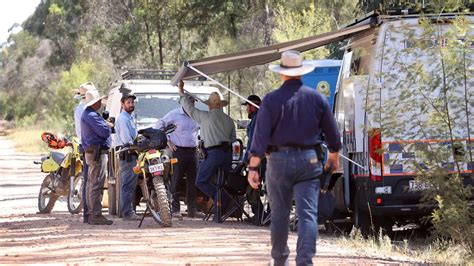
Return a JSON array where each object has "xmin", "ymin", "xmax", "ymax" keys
[
  {"xmin": 269, "ymin": 50, "xmax": 315, "ymax": 76},
  {"xmin": 84, "ymin": 89, "xmax": 106, "ymax": 107},
  {"xmin": 203, "ymin": 92, "xmax": 228, "ymax": 108},
  {"xmin": 74, "ymin": 82, "xmax": 97, "ymax": 100}
]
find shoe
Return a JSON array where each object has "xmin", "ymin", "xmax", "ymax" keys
[
  {"xmin": 88, "ymin": 215, "xmax": 113, "ymax": 225},
  {"xmin": 188, "ymin": 210, "xmax": 205, "ymax": 218},
  {"xmin": 83, "ymin": 215, "xmax": 89, "ymax": 224},
  {"xmin": 123, "ymin": 213, "xmax": 141, "ymax": 221},
  {"xmin": 244, "ymin": 216, "xmax": 256, "ymax": 224}
]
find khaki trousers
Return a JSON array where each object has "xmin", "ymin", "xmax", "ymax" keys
[{"xmin": 85, "ymin": 153, "xmax": 108, "ymax": 216}]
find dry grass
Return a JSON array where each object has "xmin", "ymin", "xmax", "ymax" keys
[
  {"xmin": 337, "ymin": 228, "xmax": 473, "ymax": 265},
  {"xmin": 7, "ymin": 127, "xmax": 48, "ymax": 154}
]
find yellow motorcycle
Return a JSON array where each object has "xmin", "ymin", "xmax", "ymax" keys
[
  {"xmin": 34, "ymin": 132, "xmax": 84, "ymax": 214},
  {"xmin": 118, "ymin": 125, "xmax": 177, "ymax": 227}
]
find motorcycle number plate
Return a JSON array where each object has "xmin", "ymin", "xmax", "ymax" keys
[{"xmin": 149, "ymin": 163, "xmax": 164, "ymax": 173}]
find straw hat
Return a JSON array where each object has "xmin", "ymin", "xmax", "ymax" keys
[
  {"xmin": 269, "ymin": 50, "xmax": 315, "ymax": 76},
  {"xmin": 74, "ymin": 82, "xmax": 97, "ymax": 100},
  {"xmin": 204, "ymin": 92, "xmax": 228, "ymax": 108},
  {"xmin": 84, "ymin": 89, "xmax": 106, "ymax": 107}
]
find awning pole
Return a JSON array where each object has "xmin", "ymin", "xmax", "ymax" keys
[{"xmin": 187, "ymin": 65, "xmax": 260, "ymax": 109}]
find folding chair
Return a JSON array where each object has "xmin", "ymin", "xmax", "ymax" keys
[{"xmin": 204, "ymin": 163, "xmax": 251, "ymax": 223}]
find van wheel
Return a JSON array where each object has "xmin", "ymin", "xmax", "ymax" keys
[
  {"xmin": 353, "ymin": 201, "xmax": 370, "ymax": 235},
  {"xmin": 108, "ymin": 182, "xmax": 117, "ymax": 215}
]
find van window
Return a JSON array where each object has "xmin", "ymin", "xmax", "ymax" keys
[{"xmin": 134, "ymin": 93, "xmax": 210, "ymax": 125}]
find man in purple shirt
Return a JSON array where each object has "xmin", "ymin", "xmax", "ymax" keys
[
  {"xmin": 154, "ymin": 102, "xmax": 204, "ymax": 218},
  {"xmin": 247, "ymin": 51, "xmax": 341, "ymax": 265}
]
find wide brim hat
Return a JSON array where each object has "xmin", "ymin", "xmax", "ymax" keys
[
  {"xmin": 203, "ymin": 92, "xmax": 228, "ymax": 108},
  {"xmin": 74, "ymin": 82, "xmax": 97, "ymax": 99},
  {"xmin": 84, "ymin": 89, "xmax": 106, "ymax": 107},
  {"xmin": 269, "ymin": 50, "xmax": 315, "ymax": 76}
]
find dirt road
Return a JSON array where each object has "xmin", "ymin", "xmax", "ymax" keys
[{"xmin": 0, "ymin": 135, "xmax": 421, "ymax": 265}]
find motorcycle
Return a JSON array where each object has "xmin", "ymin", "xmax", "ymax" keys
[
  {"xmin": 34, "ymin": 132, "xmax": 84, "ymax": 214},
  {"xmin": 117, "ymin": 125, "xmax": 177, "ymax": 227}
]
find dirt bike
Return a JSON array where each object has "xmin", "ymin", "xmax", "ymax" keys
[
  {"xmin": 117, "ymin": 125, "xmax": 177, "ymax": 227},
  {"xmin": 34, "ymin": 132, "xmax": 84, "ymax": 214}
]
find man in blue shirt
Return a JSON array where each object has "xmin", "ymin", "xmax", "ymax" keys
[
  {"xmin": 247, "ymin": 51, "xmax": 341, "ymax": 265},
  {"xmin": 154, "ymin": 102, "xmax": 204, "ymax": 219},
  {"xmin": 81, "ymin": 89, "xmax": 113, "ymax": 225},
  {"xmin": 115, "ymin": 93, "xmax": 140, "ymax": 221},
  {"xmin": 74, "ymin": 82, "xmax": 96, "ymax": 223}
]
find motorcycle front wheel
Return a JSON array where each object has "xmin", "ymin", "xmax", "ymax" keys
[
  {"xmin": 147, "ymin": 176, "xmax": 172, "ymax": 227},
  {"xmin": 67, "ymin": 173, "xmax": 84, "ymax": 214},
  {"xmin": 38, "ymin": 174, "xmax": 58, "ymax": 213}
]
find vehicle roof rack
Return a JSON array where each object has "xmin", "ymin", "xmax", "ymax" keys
[{"xmin": 121, "ymin": 69, "xmax": 176, "ymax": 80}]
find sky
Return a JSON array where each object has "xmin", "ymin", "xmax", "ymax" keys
[{"xmin": 0, "ymin": 0, "xmax": 41, "ymax": 44}]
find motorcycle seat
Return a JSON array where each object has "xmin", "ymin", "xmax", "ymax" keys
[{"xmin": 51, "ymin": 151, "xmax": 67, "ymax": 165}]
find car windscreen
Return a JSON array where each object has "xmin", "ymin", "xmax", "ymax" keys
[{"xmin": 134, "ymin": 93, "xmax": 210, "ymax": 125}]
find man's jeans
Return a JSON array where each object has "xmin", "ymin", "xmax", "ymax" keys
[
  {"xmin": 195, "ymin": 149, "xmax": 232, "ymax": 207},
  {"xmin": 171, "ymin": 148, "xmax": 198, "ymax": 213},
  {"xmin": 85, "ymin": 153, "xmax": 108, "ymax": 216},
  {"xmin": 119, "ymin": 156, "xmax": 138, "ymax": 217},
  {"xmin": 266, "ymin": 149, "xmax": 322, "ymax": 266}
]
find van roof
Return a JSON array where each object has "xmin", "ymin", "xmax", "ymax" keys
[{"xmin": 113, "ymin": 79, "xmax": 220, "ymax": 95}]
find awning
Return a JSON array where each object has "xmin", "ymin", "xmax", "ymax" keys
[{"xmin": 171, "ymin": 18, "xmax": 375, "ymax": 85}]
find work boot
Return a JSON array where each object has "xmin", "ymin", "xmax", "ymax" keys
[
  {"xmin": 123, "ymin": 213, "xmax": 141, "ymax": 221},
  {"xmin": 173, "ymin": 211, "xmax": 183, "ymax": 220},
  {"xmin": 88, "ymin": 215, "xmax": 113, "ymax": 225},
  {"xmin": 83, "ymin": 215, "xmax": 89, "ymax": 224}
]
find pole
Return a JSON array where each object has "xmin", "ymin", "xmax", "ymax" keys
[{"xmin": 187, "ymin": 65, "xmax": 260, "ymax": 109}]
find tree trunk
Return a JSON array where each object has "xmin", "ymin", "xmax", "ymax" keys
[{"xmin": 144, "ymin": 18, "xmax": 155, "ymax": 62}]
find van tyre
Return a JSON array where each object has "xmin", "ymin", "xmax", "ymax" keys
[
  {"xmin": 107, "ymin": 183, "xmax": 117, "ymax": 215},
  {"xmin": 353, "ymin": 201, "xmax": 371, "ymax": 235},
  {"xmin": 67, "ymin": 173, "xmax": 84, "ymax": 214},
  {"xmin": 38, "ymin": 174, "xmax": 58, "ymax": 214}
]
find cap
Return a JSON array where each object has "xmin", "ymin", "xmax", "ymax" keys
[
  {"xmin": 121, "ymin": 93, "xmax": 136, "ymax": 103},
  {"xmin": 241, "ymin": 94, "xmax": 261, "ymax": 106}
]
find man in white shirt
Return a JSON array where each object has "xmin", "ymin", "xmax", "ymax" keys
[{"xmin": 73, "ymin": 82, "xmax": 96, "ymax": 224}]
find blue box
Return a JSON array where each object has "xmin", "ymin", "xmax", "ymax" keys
[{"xmin": 302, "ymin": 60, "xmax": 341, "ymax": 109}]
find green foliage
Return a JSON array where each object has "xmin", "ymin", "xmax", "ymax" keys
[
  {"xmin": 272, "ymin": 3, "xmax": 332, "ymax": 60},
  {"xmin": 46, "ymin": 60, "xmax": 109, "ymax": 134}
]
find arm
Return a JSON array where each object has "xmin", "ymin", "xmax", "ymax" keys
[
  {"xmin": 86, "ymin": 111, "xmax": 111, "ymax": 139},
  {"xmin": 178, "ymin": 80, "xmax": 208, "ymax": 124},
  {"xmin": 319, "ymin": 100, "xmax": 342, "ymax": 170},
  {"xmin": 248, "ymin": 99, "xmax": 272, "ymax": 158}
]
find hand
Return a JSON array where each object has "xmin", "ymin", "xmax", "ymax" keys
[
  {"xmin": 167, "ymin": 140, "xmax": 177, "ymax": 152},
  {"xmin": 247, "ymin": 170, "xmax": 260, "ymax": 189},
  {"xmin": 178, "ymin": 80, "xmax": 184, "ymax": 96},
  {"xmin": 106, "ymin": 121, "xmax": 114, "ymax": 128},
  {"xmin": 325, "ymin": 151, "xmax": 339, "ymax": 171}
]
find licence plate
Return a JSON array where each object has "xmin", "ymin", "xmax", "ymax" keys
[
  {"xmin": 408, "ymin": 180, "xmax": 431, "ymax": 191},
  {"xmin": 148, "ymin": 163, "xmax": 164, "ymax": 173}
]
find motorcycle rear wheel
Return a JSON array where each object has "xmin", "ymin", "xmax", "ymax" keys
[
  {"xmin": 147, "ymin": 176, "xmax": 172, "ymax": 227},
  {"xmin": 38, "ymin": 174, "xmax": 58, "ymax": 214},
  {"xmin": 67, "ymin": 173, "xmax": 84, "ymax": 214}
]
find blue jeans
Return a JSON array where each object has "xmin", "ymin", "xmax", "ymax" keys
[
  {"xmin": 266, "ymin": 149, "xmax": 322, "ymax": 266},
  {"xmin": 195, "ymin": 149, "xmax": 232, "ymax": 206},
  {"xmin": 80, "ymin": 154, "xmax": 89, "ymax": 217},
  {"xmin": 119, "ymin": 156, "xmax": 138, "ymax": 217}
]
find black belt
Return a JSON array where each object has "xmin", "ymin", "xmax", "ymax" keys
[
  {"xmin": 85, "ymin": 149, "xmax": 108, "ymax": 154},
  {"xmin": 176, "ymin": 145, "xmax": 197, "ymax": 150},
  {"xmin": 206, "ymin": 145, "xmax": 230, "ymax": 151},
  {"xmin": 268, "ymin": 145, "xmax": 315, "ymax": 153}
]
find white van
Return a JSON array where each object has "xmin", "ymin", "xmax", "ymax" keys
[
  {"xmin": 332, "ymin": 13, "xmax": 473, "ymax": 234},
  {"xmin": 104, "ymin": 71, "xmax": 223, "ymax": 216}
]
